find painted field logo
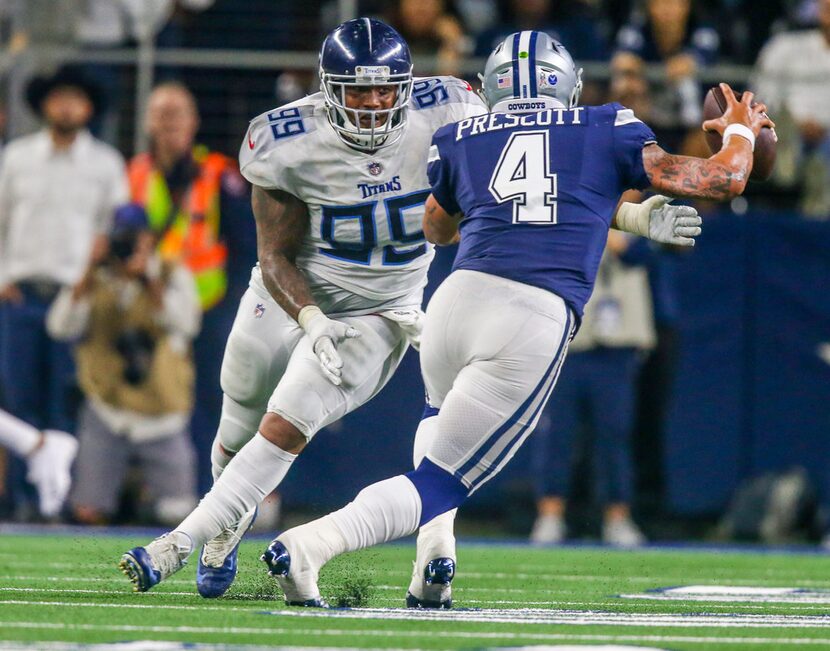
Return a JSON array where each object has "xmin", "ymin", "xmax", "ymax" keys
[{"xmin": 620, "ymin": 585, "xmax": 830, "ymax": 604}]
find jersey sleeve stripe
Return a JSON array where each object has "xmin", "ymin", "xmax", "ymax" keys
[
  {"xmin": 614, "ymin": 108, "xmax": 643, "ymax": 126},
  {"xmin": 428, "ymin": 144, "xmax": 440, "ymax": 163}
]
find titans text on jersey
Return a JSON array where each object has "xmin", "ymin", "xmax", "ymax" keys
[{"xmin": 239, "ymin": 77, "xmax": 486, "ymax": 312}]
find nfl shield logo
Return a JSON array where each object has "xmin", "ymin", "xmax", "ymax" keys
[
  {"xmin": 254, "ymin": 303, "xmax": 265, "ymax": 319},
  {"xmin": 368, "ymin": 161, "xmax": 383, "ymax": 176}
]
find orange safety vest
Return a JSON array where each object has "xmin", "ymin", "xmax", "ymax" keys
[{"xmin": 128, "ymin": 145, "xmax": 230, "ymax": 310}]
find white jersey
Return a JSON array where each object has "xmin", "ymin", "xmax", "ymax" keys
[{"xmin": 239, "ymin": 76, "xmax": 486, "ymax": 312}]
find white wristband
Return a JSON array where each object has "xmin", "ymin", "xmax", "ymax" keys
[
  {"xmin": 297, "ymin": 305, "xmax": 323, "ymax": 331},
  {"xmin": 723, "ymin": 124, "xmax": 755, "ymax": 151}
]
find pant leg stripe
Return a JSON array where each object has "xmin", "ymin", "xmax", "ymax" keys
[
  {"xmin": 454, "ymin": 309, "xmax": 572, "ymax": 485},
  {"xmin": 468, "ymin": 322, "xmax": 572, "ymax": 491}
]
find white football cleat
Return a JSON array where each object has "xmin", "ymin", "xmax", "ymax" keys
[
  {"xmin": 261, "ymin": 535, "xmax": 328, "ymax": 607},
  {"xmin": 406, "ymin": 557, "xmax": 454, "ymax": 608},
  {"xmin": 26, "ymin": 430, "xmax": 78, "ymax": 518}
]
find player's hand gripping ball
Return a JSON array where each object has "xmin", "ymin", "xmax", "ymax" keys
[{"xmin": 702, "ymin": 85, "xmax": 777, "ymax": 181}]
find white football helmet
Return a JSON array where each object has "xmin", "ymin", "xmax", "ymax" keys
[{"xmin": 479, "ymin": 31, "xmax": 583, "ymax": 114}]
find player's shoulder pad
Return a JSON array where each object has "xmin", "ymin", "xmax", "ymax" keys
[
  {"xmin": 431, "ymin": 120, "xmax": 457, "ymax": 145},
  {"xmin": 410, "ymin": 75, "xmax": 484, "ymax": 111},
  {"xmin": 590, "ymin": 102, "xmax": 644, "ymax": 127},
  {"xmin": 242, "ymin": 95, "xmax": 322, "ymax": 158},
  {"xmin": 239, "ymin": 95, "xmax": 325, "ymax": 183},
  {"xmin": 427, "ymin": 120, "xmax": 461, "ymax": 170}
]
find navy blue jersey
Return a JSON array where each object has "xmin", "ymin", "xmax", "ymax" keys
[{"xmin": 427, "ymin": 103, "xmax": 656, "ymax": 319}]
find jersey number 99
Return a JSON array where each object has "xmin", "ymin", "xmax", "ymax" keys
[{"xmin": 320, "ymin": 191, "xmax": 430, "ymax": 266}]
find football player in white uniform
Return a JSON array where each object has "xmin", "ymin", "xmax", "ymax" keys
[{"xmin": 119, "ymin": 17, "xmax": 488, "ymax": 600}]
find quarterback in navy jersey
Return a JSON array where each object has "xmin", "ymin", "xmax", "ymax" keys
[{"xmin": 254, "ymin": 29, "xmax": 772, "ymax": 609}]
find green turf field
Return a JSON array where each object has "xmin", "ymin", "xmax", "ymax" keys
[{"xmin": 1, "ymin": 529, "xmax": 830, "ymax": 650}]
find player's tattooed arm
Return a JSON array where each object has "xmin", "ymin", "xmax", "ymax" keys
[
  {"xmin": 251, "ymin": 185, "xmax": 315, "ymax": 320},
  {"xmin": 642, "ymin": 144, "xmax": 749, "ymax": 201},
  {"xmin": 643, "ymin": 84, "xmax": 774, "ymax": 202},
  {"xmin": 423, "ymin": 194, "xmax": 461, "ymax": 245}
]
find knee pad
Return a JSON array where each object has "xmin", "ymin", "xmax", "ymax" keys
[
  {"xmin": 268, "ymin": 374, "xmax": 332, "ymax": 441},
  {"xmin": 211, "ymin": 395, "xmax": 264, "ymax": 480},
  {"xmin": 220, "ymin": 329, "xmax": 273, "ymax": 407},
  {"xmin": 405, "ymin": 458, "xmax": 469, "ymax": 527},
  {"xmin": 210, "ymin": 436, "xmax": 234, "ymax": 480},
  {"xmin": 216, "ymin": 397, "xmax": 261, "ymax": 452}
]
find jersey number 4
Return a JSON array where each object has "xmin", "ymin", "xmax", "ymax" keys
[{"xmin": 489, "ymin": 131, "xmax": 558, "ymax": 225}]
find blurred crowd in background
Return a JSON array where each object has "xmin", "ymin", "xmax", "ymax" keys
[{"xmin": 0, "ymin": 0, "xmax": 828, "ymax": 547}]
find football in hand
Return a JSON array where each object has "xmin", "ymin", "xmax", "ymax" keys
[{"xmin": 702, "ymin": 86, "xmax": 777, "ymax": 181}]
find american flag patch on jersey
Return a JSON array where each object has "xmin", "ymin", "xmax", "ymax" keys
[{"xmin": 254, "ymin": 303, "xmax": 266, "ymax": 319}]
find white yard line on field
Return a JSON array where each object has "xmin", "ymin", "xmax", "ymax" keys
[
  {"xmin": 0, "ymin": 574, "xmax": 192, "ymax": 585},
  {"xmin": 2, "ymin": 621, "xmax": 830, "ymax": 646},
  {"xmin": 4, "ymin": 599, "xmax": 830, "ymax": 629},
  {"xmin": 268, "ymin": 607, "xmax": 830, "ymax": 628},
  {"xmin": 3, "ymin": 588, "xmax": 830, "ymax": 611}
]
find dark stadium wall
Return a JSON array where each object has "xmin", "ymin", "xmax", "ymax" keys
[{"xmin": 281, "ymin": 213, "xmax": 830, "ymax": 521}]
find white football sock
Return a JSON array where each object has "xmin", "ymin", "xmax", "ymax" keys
[
  {"xmin": 0, "ymin": 408, "xmax": 42, "ymax": 457},
  {"xmin": 176, "ymin": 433, "xmax": 296, "ymax": 550},
  {"xmin": 412, "ymin": 413, "xmax": 439, "ymax": 468},
  {"xmin": 324, "ymin": 475, "xmax": 422, "ymax": 554},
  {"xmin": 415, "ymin": 509, "xmax": 457, "ymax": 562}
]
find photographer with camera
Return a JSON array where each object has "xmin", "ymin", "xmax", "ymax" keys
[{"xmin": 47, "ymin": 203, "xmax": 201, "ymax": 525}]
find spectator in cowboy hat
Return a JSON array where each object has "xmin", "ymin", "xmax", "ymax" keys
[{"xmin": 0, "ymin": 64, "xmax": 127, "ymax": 519}]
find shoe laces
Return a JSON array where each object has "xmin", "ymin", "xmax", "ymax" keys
[
  {"xmin": 203, "ymin": 525, "xmax": 241, "ymax": 567},
  {"xmin": 147, "ymin": 534, "xmax": 189, "ymax": 578}
]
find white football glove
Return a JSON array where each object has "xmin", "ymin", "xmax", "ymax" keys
[
  {"xmin": 298, "ymin": 306, "xmax": 361, "ymax": 386},
  {"xmin": 616, "ymin": 195, "xmax": 702, "ymax": 247},
  {"xmin": 379, "ymin": 308, "xmax": 425, "ymax": 351}
]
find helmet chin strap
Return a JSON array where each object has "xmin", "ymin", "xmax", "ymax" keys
[{"xmin": 490, "ymin": 96, "xmax": 567, "ymax": 114}]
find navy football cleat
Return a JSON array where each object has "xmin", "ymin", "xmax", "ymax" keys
[
  {"xmin": 406, "ymin": 557, "xmax": 455, "ymax": 609},
  {"xmin": 196, "ymin": 507, "xmax": 257, "ymax": 598},
  {"xmin": 261, "ymin": 539, "xmax": 328, "ymax": 607},
  {"xmin": 120, "ymin": 533, "xmax": 190, "ymax": 593},
  {"xmin": 120, "ymin": 546, "xmax": 160, "ymax": 592}
]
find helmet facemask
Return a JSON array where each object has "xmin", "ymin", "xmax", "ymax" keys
[{"xmin": 321, "ymin": 65, "xmax": 413, "ymax": 151}]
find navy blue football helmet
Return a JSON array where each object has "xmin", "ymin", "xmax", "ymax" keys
[{"xmin": 319, "ymin": 18, "xmax": 413, "ymax": 150}]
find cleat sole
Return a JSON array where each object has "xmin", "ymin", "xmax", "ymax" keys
[
  {"xmin": 406, "ymin": 591, "xmax": 452, "ymax": 609},
  {"xmin": 119, "ymin": 556, "xmax": 146, "ymax": 592}
]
